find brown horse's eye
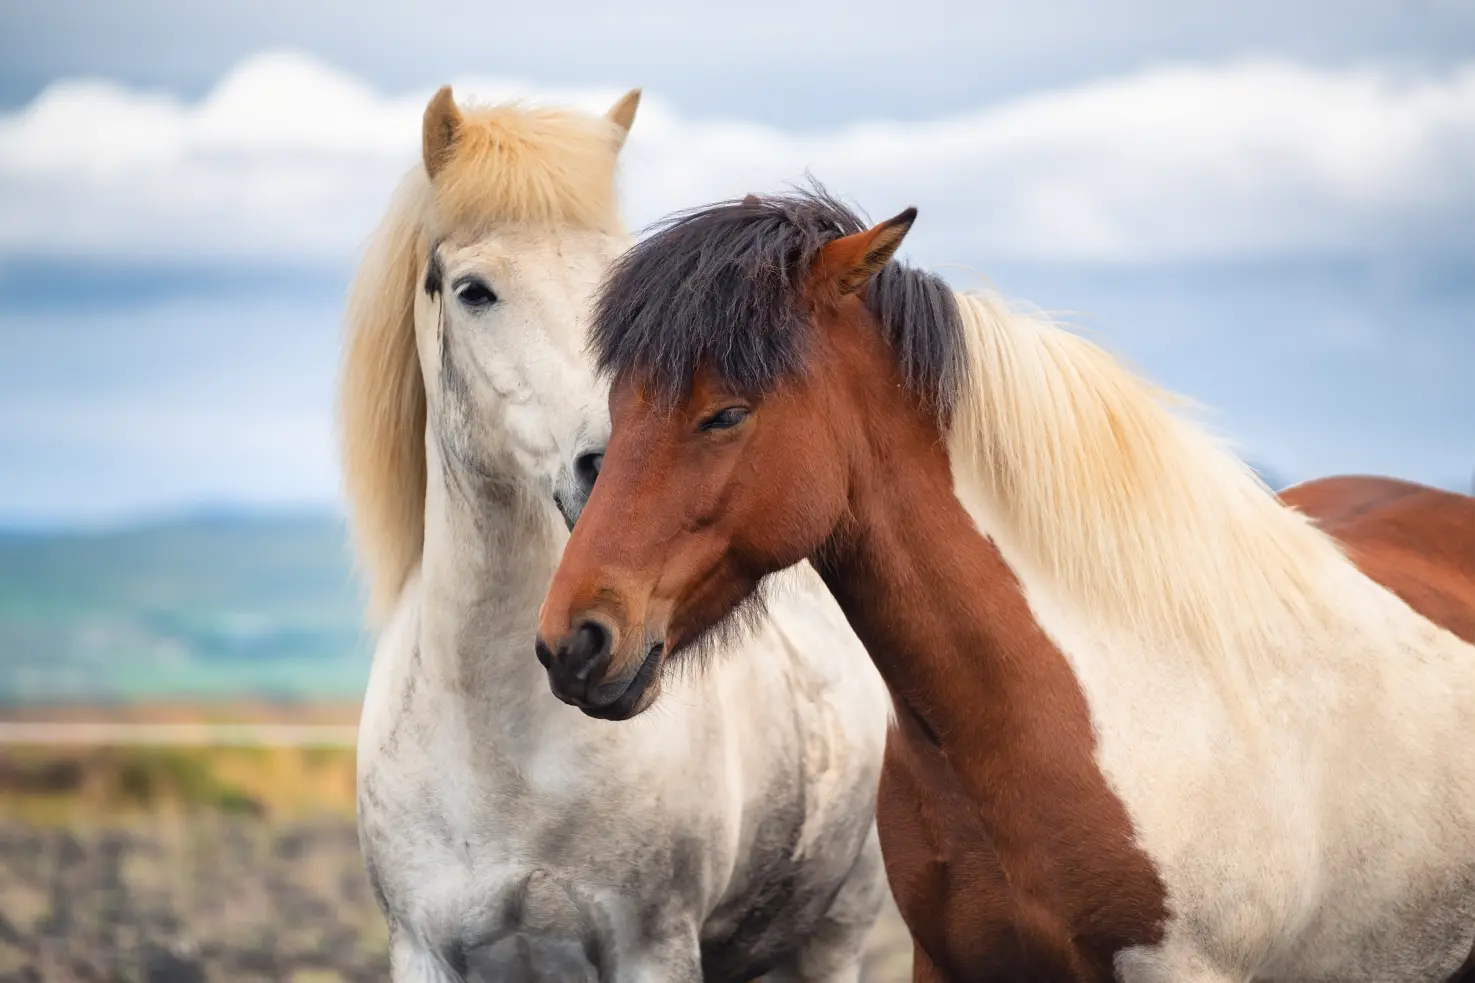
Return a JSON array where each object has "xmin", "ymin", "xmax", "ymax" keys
[{"xmin": 699, "ymin": 406, "xmax": 750, "ymax": 432}]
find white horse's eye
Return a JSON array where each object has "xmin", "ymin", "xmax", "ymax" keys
[{"xmin": 454, "ymin": 278, "xmax": 498, "ymax": 309}]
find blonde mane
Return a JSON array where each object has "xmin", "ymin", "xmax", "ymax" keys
[
  {"xmin": 947, "ymin": 290, "xmax": 1351, "ymax": 679},
  {"xmin": 338, "ymin": 89, "xmax": 635, "ymax": 620}
]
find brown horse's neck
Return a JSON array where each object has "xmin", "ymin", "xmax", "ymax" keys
[
  {"xmin": 812, "ymin": 407, "xmax": 1092, "ymax": 785},
  {"xmin": 805, "ymin": 324, "xmax": 1166, "ymax": 962},
  {"xmin": 808, "ymin": 321, "xmax": 1090, "ymax": 769}
]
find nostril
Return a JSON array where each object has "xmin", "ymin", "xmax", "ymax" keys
[
  {"xmin": 574, "ymin": 452, "xmax": 603, "ymax": 493},
  {"xmin": 534, "ymin": 636, "xmax": 555, "ymax": 669},
  {"xmin": 567, "ymin": 621, "xmax": 611, "ymax": 681}
]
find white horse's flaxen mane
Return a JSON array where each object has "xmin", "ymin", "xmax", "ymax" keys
[
  {"xmin": 339, "ymin": 90, "xmax": 636, "ymax": 618},
  {"xmin": 946, "ymin": 291, "xmax": 1352, "ymax": 679}
]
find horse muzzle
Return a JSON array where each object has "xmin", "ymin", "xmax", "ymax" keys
[{"xmin": 535, "ymin": 617, "xmax": 664, "ymax": 721}]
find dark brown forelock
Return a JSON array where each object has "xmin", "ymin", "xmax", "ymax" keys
[{"xmin": 590, "ymin": 184, "xmax": 966, "ymax": 421}]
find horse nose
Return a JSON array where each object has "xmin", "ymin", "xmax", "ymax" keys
[
  {"xmin": 536, "ymin": 619, "xmax": 614, "ymax": 705},
  {"xmin": 573, "ymin": 451, "xmax": 603, "ymax": 497}
]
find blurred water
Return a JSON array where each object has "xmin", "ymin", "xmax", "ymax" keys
[{"xmin": 0, "ymin": 513, "xmax": 368, "ymax": 704}]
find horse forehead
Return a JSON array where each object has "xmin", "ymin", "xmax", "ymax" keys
[
  {"xmin": 439, "ymin": 235, "xmax": 516, "ymax": 276},
  {"xmin": 449, "ymin": 229, "xmax": 616, "ymax": 308},
  {"xmin": 686, "ymin": 370, "xmax": 725, "ymax": 404},
  {"xmin": 609, "ymin": 381, "xmax": 685, "ymax": 444},
  {"xmin": 446, "ymin": 226, "xmax": 615, "ymax": 266}
]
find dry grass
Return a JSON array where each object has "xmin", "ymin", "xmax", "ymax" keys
[
  {"xmin": 0, "ymin": 744, "xmax": 357, "ymax": 826},
  {"xmin": 0, "ymin": 702, "xmax": 362, "ymax": 726}
]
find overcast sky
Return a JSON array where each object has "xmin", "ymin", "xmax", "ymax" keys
[
  {"xmin": 0, "ymin": 0, "xmax": 1471, "ymax": 525},
  {"xmin": 4, "ymin": 0, "xmax": 1474, "ymax": 123}
]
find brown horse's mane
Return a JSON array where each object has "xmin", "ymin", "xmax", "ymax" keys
[{"xmin": 591, "ymin": 185, "xmax": 966, "ymax": 421}]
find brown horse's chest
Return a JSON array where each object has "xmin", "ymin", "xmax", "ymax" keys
[
  {"xmin": 876, "ymin": 710, "xmax": 1158, "ymax": 982},
  {"xmin": 878, "ymin": 732, "xmax": 1043, "ymax": 980}
]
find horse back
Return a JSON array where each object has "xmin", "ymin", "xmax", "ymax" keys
[{"xmin": 1281, "ymin": 475, "xmax": 1475, "ymax": 644}]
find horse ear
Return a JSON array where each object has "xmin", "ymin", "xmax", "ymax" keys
[
  {"xmin": 606, "ymin": 88, "xmax": 642, "ymax": 149},
  {"xmin": 423, "ymin": 85, "xmax": 462, "ymax": 180},
  {"xmin": 815, "ymin": 207, "xmax": 918, "ymax": 296}
]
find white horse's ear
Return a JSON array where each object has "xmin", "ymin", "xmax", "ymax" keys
[
  {"xmin": 606, "ymin": 88, "xmax": 641, "ymax": 150},
  {"xmin": 423, "ymin": 85, "xmax": 462, "ymax": 180}
]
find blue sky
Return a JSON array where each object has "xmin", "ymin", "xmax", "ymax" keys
[{"xmin": 0, "ymin": 0, "xmax": 1472, "ymax": 525}]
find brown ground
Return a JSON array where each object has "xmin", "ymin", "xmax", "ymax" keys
[
  {"xmin": 0, "ymin": 704, "xmax": 912, "ymax": 983},
  {"xmin": 0, "ymin": 817, "xmax": 387, "ymax": 983}
]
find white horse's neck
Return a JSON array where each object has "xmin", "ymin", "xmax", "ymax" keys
[{"xmin": 412, "ymin": 441, "xmax": 567, "ymax": 731}]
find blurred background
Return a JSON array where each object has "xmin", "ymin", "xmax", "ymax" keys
[{"xmin": 0, "ymin": 1, "xmax": 1471, "ymax": 979}]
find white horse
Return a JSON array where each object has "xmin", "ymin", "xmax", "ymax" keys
[{"xmin": 337, "ymin": 87, "xmax": 892, "ymax": 983}]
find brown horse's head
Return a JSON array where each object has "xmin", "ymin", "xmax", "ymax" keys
[{"xmin": 535, "ymin": 189, "xmax": 961, "ymax": 718}]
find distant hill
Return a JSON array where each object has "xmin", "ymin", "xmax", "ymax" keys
[{"xmin": 0, "ymin": 512, "xmax": 370, "ymax": 705}]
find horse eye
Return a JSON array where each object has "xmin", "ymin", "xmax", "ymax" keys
[
  {"xmin": 699, "ymin": 406, "xmax": 750, "ymax": 432},
  {"xmin": 454, "ymin": 278, "xmax": 498, "ymax": 309}
]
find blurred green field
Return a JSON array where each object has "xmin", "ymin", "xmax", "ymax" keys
[{"xmin": 0, "ymin": 513, "xmax": 368, "ymax": 704}]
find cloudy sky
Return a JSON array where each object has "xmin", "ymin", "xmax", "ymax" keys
[{"xmin": 0, "ymin": 0, "xmax": 1472, "ymax": 525}]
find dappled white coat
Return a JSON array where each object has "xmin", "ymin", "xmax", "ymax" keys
[{"xmin": 358, "ymin": 539, "xmax": 889, "ymax": 982}]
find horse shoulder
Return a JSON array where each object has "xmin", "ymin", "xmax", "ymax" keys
[{"xmin": 749, "ymin": 569, "xmax": 890, "ymax": 830}]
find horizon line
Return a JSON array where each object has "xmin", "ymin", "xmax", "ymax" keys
[{"xmin": 0, "ymin": 499, "xmax": 346, "ymax": 537}]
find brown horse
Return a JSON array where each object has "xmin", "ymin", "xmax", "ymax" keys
[{"xmin": 535, "ymin": 188, "xmax": 1475, "ymax": 982}]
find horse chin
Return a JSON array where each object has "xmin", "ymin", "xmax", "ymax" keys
[{"xmin": 580, "ymin": 642, "xmax": 666, "ymax": 722}]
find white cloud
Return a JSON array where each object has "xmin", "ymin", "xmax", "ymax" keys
[{"xmin": 1, "ymin": 50, "xmax": 1473, "ymax": 266}]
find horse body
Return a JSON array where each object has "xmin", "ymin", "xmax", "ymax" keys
[
  {"xmin": 1282, "ymin": 476, "xmax": 1475, "ymax": 645},
  {"xmin": 1002, "ymin": 501, "xmax": 1475, "ymax": 982},
  {"xmin": 945, "ymin": 293, "xmax": 1475, "ymax": 981},
  {"xmin": 535, "ymin": 189, "xmax": 1475, "ymax": 982},
  {"xmin": 341, "ymin": 101, "xmax": 889, "ymax": 982}
]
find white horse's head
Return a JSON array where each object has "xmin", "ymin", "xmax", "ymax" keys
[{"xmin": 339, "ymin": 85, "xmax": 640, "ymax": 619}]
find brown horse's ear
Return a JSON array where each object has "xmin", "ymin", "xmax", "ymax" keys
[
  {"xmin": 815, "ymin": 207, "xmax": 918, "ymax": 296},
  {"xmin": 423, "ymin": 85, "xmax": 463, "ymax": 180},
  {"xmin": 606, "ymin": 88, "xmax": 642, "ymax": 149}
]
